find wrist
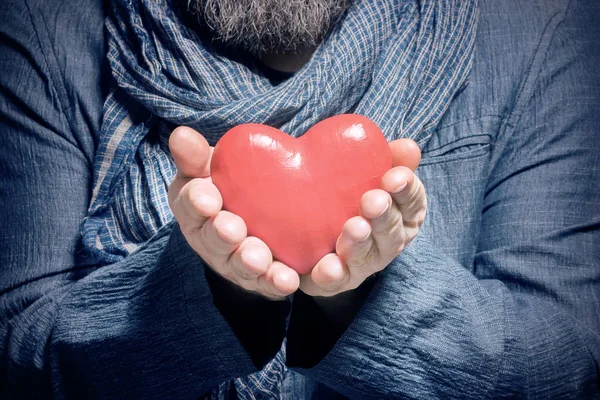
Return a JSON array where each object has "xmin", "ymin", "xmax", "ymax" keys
[
  {"xmin": 203, "ymin": 253, "xmax": 291, "ymax": 368},
  {"xmin": 287, "ymin": 274, "xmax": 379, "ymax": 368},
  {"xmin": 310, "ymin": 274, "xmax": 378, "ymax": 326}
]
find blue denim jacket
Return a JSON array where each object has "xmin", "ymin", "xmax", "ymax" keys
[{"xmin": 1, "ymin": 0, "xmax": 599, "ymax": 398}]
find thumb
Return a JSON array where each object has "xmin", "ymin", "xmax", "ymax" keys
[
  {"xmin": 389, "ymin": 138, "xmax": 421, "ymax": 171},
  {"xmin": 169, "ymin": 126, "xmax": 213, "ymax": 178}
]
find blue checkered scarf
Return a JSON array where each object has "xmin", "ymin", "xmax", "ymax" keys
[{"xmin": 83, "ymin": 0, "xmax": 479, "ymax": 397}]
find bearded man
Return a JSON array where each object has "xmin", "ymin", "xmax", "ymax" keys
[{"xmin": 0, "ymin": 0, "xmax": 599, "ymax": 398}]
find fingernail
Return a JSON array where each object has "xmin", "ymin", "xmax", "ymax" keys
[
  {"xmin": 357, "ymin": 219, "xmax": 372, "ymax": 242},
  {"xmin": 392, "ymin": 182, "xmax": 408, "ymax": 193},
  {"xmin": 194, "ymin": 194, "xmax": 218, "ymax": 211},
  {"xmin": 373, "ymin": 200, "xmax": 390, "ymax": 219},
  {"xmin": 358, "ymin": 229, "xmax": 371, "ymax": 242}
]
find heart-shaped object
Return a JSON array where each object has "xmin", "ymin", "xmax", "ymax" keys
[{"xmin": 211, "ymin": 114, "xmax": 392, "ymax": 274}]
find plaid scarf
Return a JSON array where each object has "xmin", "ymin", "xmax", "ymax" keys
[{"xmin": 82, "ymin": 0, "xmax": 479, "ymax": 397}]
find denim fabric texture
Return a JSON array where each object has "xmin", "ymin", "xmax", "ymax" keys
[{"xmin": 1, "ymin": 0, "xmax": 599, "ymax": 399}]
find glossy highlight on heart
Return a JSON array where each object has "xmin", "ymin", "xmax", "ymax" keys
[{"xmin": 211, "ymin": 114, "xmax": 392, "ymax": 274}]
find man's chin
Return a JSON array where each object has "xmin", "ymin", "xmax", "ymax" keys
[{"xmin": 188, "ymin": 0, "xmax": 351, "ymax": 56}]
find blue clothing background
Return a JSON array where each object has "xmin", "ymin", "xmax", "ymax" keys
[{"xmin": 1, "ymin": 0, "xmax": 599, "ymax": 399}]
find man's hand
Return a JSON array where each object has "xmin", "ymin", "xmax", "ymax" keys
[
  {"xmin": 168, "ymin": 126, "xmax": 300, "ymax": 300},
  {"xmin": 300, "ymin": 139, "xmax": 427, "ymax": 297}
]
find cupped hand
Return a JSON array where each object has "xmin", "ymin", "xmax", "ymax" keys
[
  {"xmin": 168, "ymin": 126, "xmax": 300, "ymax": 300},
  {"xmin": 300, "ymin": 138, "xmax": 427, "ymax": 297}
]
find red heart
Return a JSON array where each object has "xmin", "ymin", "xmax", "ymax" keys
[{"xmin": 211, "ymin": 114, "xmax": 392, "ymax": 275}]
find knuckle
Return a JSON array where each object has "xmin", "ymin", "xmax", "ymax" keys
[
  {"xmin": 407, "ymin": 178, "xmax": 422, "ymax": 203},
  {"xmin": 257, "ymin": 278, "xmax": 285, "ymax": 300},
  {"xmin": 232, "ymin": 262, "xmax": 257, "ymax": 281},
  {"xmin": 417, "ymin": 208, "xmax": 427, "ymax": 227},
  {"xmin": 374, "ymin": 208, "xmax": 403, "ymax": 238},
  {"xmin": 234, "ymin": 278, "xmax": 258, "ymax": 293},
  {"xmin": 178, "ymin": 212, "xmax": 207, "ymax": 241},
  {"xmin": 197, "ymin": 219, "xmax": 213, "ymax": 244},
  {"xmin": 193, "ymin": 220, "xmax": 228, "ymax": 258},
  {"xmin": 320, "ymin": 279, "xmax": 346, "ymax": 294},
  {"xmin": 402, "ymin": 219, "xmax": 420, "ymax": 229},
  {"xmin": 347, "ymin": 243, "xmax": 381, "ymax": 272},
  {"xmin": 404, "ymin": 204, "xmax": 427, "ymax": 229},
  {"xmin": 179, "ymin": 222, "xmax": 200, "ymax": 239},
  {"xmin": 221, "ymin": 269, "xmax": 257, "ymax": 293}
]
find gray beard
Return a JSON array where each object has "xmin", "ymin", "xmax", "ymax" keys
[{"xmin": 188, "ymin": 0, "xmax": 351, "ymax": 56}]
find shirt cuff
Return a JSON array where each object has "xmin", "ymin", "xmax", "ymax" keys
[
  {"xmin": 286, "ymin": 275, "xmax": 378, "ymax": 368},
  {"xmin": 170, "ymin": 224, "xmax": 291, "ymax": 368}
]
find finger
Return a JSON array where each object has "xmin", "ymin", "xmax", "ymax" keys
[
  {"xmin": 195, "ymin": 211, "xmax": 247, "ymax": 261},
  {"xmin": 171, "ymin": 178, "xmax": 222, "ymax": 230},
  {"xmin": 303, "ymin": 253, "xmax": 350, "ymax": 295},
  {"xmin": 229, "ymin": 236, "xmax": 272, "ymax": 282},
  {"xmin": 359, "ymin": 188, "xmax": 392, "ymax": 220},
  {"xmin": 257, "ymin": 261, "xmax": 300, "ymax": 299},
  {"xmin": 381, "ymin": 168, "xmax": 426, "ymax": 227},
  {"xmin": 389, "ymin": 138, "xmax": 421, "ymax": 171},
  {"xmin": 169, "ymin": 126, "xmax": 213, "ymax": 179},
  {"xmin": 335, "ymin": 216, "xmax": 378, "ymax": 276},
  {"xmin": 360, "ymin": 189, "xmax": 405, "ymax": 257}
]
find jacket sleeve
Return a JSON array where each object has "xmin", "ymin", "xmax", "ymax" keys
[
  {"xmin": 0, "ymin": 1, "xmax": 287, "ymax": 398},
  {"xmin": 286, "ymin": 0, "xmax": 600, "ymax": 398}
]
